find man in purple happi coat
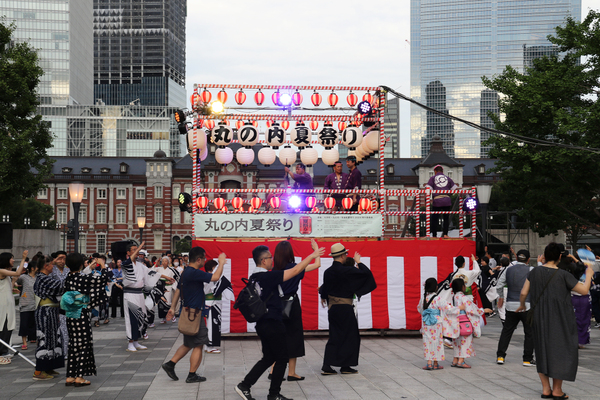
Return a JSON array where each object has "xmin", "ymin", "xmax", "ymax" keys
[{"xmin": 425, "ymin": 164, "xmax": 457, "ymax": 237}]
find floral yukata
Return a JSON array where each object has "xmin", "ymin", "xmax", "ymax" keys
[
  {"xmin": 418, "ymin": 293, "xmax": 458, "ymax": 361},
  {"xmin": 444, "ymin": 292, "xmax": 484, "ymax": 359}
]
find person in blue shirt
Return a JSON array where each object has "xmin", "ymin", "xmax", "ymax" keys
[{"xmin": 161, "ymin": 247, "xmax": 226, "ymax": 383}]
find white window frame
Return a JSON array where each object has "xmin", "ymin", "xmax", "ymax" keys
[
  {"xmin": 57, "ymin": 188, "xmax": 68, "ymax": 199},
  {"xmin": 116, "ymin": 188, "xmax": 126, "ymax": 199},
  {"xmin": 172, "ymin": 208, "xmax": 180, "ymax": 224},
  {"xmin": 57, "ymin": 206, "xmax": 67, "ymax": 224},
  {"xmin": 78, "ymin": 206, "xmax": 87, "ymax": 224},
  {"xmin": 116, "ymin": 207, "xmax": 126, "ymax": 224},
  {"xmin": 97, "ymin": 188, "xmax": 107, "ymax": 199},
  {"xmin": 184, "ymin": 211, "xmax": 192, "ymax": 224},
  {"xmin": 38, "ymin": 188, "xmax": 48, "ymax": 199},
  {"xmin": 97, "ymin": 207, "xmax": 107, "ymax": 224},
  {"xmin": 136, "ymin": 206, "xmax": 145, "ymax": 218},
  {"xmin": 155, "ymin": 186, "xmax": 163, "ymax": 199},
  {"xmin": 154, "ymin": 205, "xmax": 163, "ymax": 223},
  {"xmin": 97, "ymin": 233, "xmax": 106, "ymax": 254}
]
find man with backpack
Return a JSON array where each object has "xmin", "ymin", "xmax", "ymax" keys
[{"xmin": 235, "ymin": 240, "xmax": 324, "ymax": 400}]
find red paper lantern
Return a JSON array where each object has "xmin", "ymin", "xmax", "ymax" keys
[
  {"xmin": 213, "ymin": 197, "xmax": 225, "ymax": 210},
  {"xmin": 222, "ymin": 119, "xmax": 230, "ymax": 126},
  {"xmin": 196, "ymin": 196, "xmax": 209, "ymax": 209},
  {"xmin": 220, "ymin": 206, "xmax": 227, "ymax": 213},
  {"xmin": 201, "ymin": 89, "xmax": 212, "ymax": 103},
  {"xmin": 338, "ymin": 121, "xmax": 347, "ymax": 131},
  {"xmin": 254, "ymin": 89, "xmax": 265, "ymax": 106},
  {"xmin": 363, "ymin": 91, "xmax": 373, "ymax": 105},
  {"xmin": 250, "ymin": 197, "xmax": 263, "ymax": 210},
  {"xmin": 342, "ymin": 197, "xmax": 353, "ymax": 210},
  {"xmin": 310, "ymin": 121, "xmax": 319, "ymax": 131},
  {"xmin": 251, "ymin": 120, "xmax": 259, "ymax": 127},
  {"xmin": 236, "ymin": 120, "xmax": 244, "ymax": 130},
  {"xmin": 205, "ymin": 120, "xmax": 215, "ymax": 130},
  {"xmin": 236, "ymin": 207, "xmax": 244, "ymax": 213},
  {"xmin": 196, "ymin": 119, "xmax": 204, "ymax": 129},
  {"xmin": 266, "ymin": 120, "xmax": 273, "ymax": 128},
  {"xmin": 359, "ymin": 197, "xmax": 372, "ymax": 212},
  {"xmin": 190, "ymin": 93, "xmax": 200, "ymax": 108},
  {"xmin": 327, "ymin": 92, "xmax": 338, "ymax": 107},
  {"xmin": 305, "ymin": 196, "xmax": 317, "ymax": 209},
  {"xmin": 324, "ymin": 196, "xmax": 336, "ymax": 210},
  {"xmin": 292, "ymin": 91, "xmax": 303, "ymax": 106},
  {"xmin": 269, "ymin": 196, "xmax": 281, "ymax": 209},
  {"xmin": 312, "ymin": 207, "xmax": 319, "ymax": 213},
  {"xmin": 235, "ymin": 89, "xmax": 246, "ymax": 105},
  {"xmin": 347, "ymin": 91, "xmax": 358, "ymax": 107},
  {"xmin": 353, "ymin": 116, "xmax": 362, "ymax": 127},
  {"xmin": 311, "ymin": 91, "xmax": 322, "ymax": 106},
  {"xmin": 217, "ymin": 89, "xmax": 228, "ymax": 104},
  {"xmin": 232, "ymin": 196, "xmax": 244, "ymax": 209},
  {"xmin": 248, "ymin": 206, "xmax": 255, "ymax": 213},
  {"xmin": 281, "ymin": 121, "xmax": 290, "ymax": 130},
  {"xmin": 272, "ymin": 90, "xmax": 281, "ymax": 106}
]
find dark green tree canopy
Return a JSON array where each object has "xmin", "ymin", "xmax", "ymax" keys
[
  {"xmin": 0, "ymin": 20, "xmax": 53, "ymax": 202},
  {"xmin": 483, "ymin": 11, "xmax": 600, "ymax": 245}
]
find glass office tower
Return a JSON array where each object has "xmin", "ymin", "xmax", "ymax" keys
[
  {"xmin": 93, "ymin": 0, "xmax": 187, "ymax": 107},
  {"xmin": 410, "ymin": 0, "xmax": 581, "ymax": 158}
]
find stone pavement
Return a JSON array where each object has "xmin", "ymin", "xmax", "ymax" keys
[{"xmin": 2, "ymin": 314, "xmax": 600, "ymax": 400}]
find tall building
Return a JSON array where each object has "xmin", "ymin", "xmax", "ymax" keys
[
  {"xmin": 93, "ymin": 0, "xmax": 187, "ymax": 107},
  {"xmin": 1, "ymin": 0, "xmax": 94, "ymax": 105},
  {"xmin": 410, "ymin": 0, "xmax": 581, "ymax": 158},
  {"xmin": 384, "ymin": 97, "xmax": 400, "ymax": 158}
]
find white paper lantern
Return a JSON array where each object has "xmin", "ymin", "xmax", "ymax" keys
[
  {"xmin": 265, "ymin": 122, "xmax": 286, "ymax": 149},
  {"xmin": 187, "ymin": 127, "xmax": 206, "ymax": 150},
  {"xmin": 236, "ymin": 147, "xmax": 254, "ymax": 166},
  {"xmin": 355, "ymin": 141, "xmax": 368, "ymax": 158},
  {"xmin": 258, "ymin": 146, "xmax": 276, "ymax": 166},
  {"xmin": 365, "ymin": 130, "xmax": 380, "ymax": 154},
  {"xmin": 300, "ymin": 146, "xmax": 318, "ymax": 167},
  {"xmin": 317, "ymin": 123, "xmax": 338, "ymax": 149},
  {"xmin": 321, "ymin": 148, "xmax": 339, "ymax": 166},
  {"xmin": 290, "ymin": 123, "xmax": 312, "ymax": 149},
  {"xmin": 278, "ymin": 146, "xmax": 297, "ymax": 166},
  {"xmin": 215, "ymin": 147, "xmax": 233, "ymax": 165},
  {"xmin": 341, "ymin": 126, "xmax": 363, "ymax": 150},
  {"xmin": 211, "ymin": 122, "xmax": 233, "ymax": 147},
  {"xmin": 200, "ymin": 144, "xmax": 209, "ymax": 161},
  {"xmin": 238, "ymin": 123, "xmax": 259, "ymax": 148}
]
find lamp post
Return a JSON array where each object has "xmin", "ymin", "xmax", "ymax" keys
[
  {"xmin": 24, "ymin": 218, "xmax": 30, "ymax": 229},
  {"xmin": 68, "ymin": 182, "xmax": 85, "ymax": 255},
  {"xmin": 2, "ymin": 215, "xmax": 9, "ymax": 222},
  {"xmin": 137, "ymin": 216, "xmax": 146, "ymax": 244},
  {"xmin": 476, "ymin": 184, "xmax": 493, "ymax": 247}
]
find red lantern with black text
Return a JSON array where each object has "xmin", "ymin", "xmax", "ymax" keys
[
  {"xmin": 196, "ymin": 196, "xmax": 209, "ymax": 209},
  {"xmin": 324, "ymin": 196, "xmax": 336, "ymax": 210},
  {"xmin": 213, "ymin": 197, "xmax": 225, "ymax": 210},
  {"xmin": 347, "ymin": 91, "xmax": 358, "ymax": 107},
  {"xmin": 327, "ymin": 92, "xmax": 338, "ymax": 107},
  {"xmin": 217, "ymin": 89, "xmax": 228, "ymax": 104},
  {"xmin": 305, "ymin": 196, "xmax": 317, "ymax": 209},
  {"xmin": 232, "ymin": 196, "xmax": 244, "ymax": 209},
  {"xmin": 292, "ymin": 91, "xmax": 303, "ymax": 106},
  {"xmin": 235, "ymin": 90, "xmax": 246, "ymax": 105},
  {"xmin": 201, "ymin": 89, "xmax": 211, "ymax": 103},
  {"xmin": 359, "ymin": 197, "xmax": 372, "ymax": 212},
  {"xmin": 269, "ymin": 196, "xmax": 281, "ymax": 210},
  {"xmin": 251, "ymin": 197, "xmax": 263, "ymax": 210},
  {"xmin": 254, "ymin": 90, "xmax": 265, "ymax": 106},
  {"xmin": 311, "ymin": 91, "xmax": 322, "ymax": 106},
  {"xmin": 342, "ymin": 197, "xmax": 353, "ymax": 210}
]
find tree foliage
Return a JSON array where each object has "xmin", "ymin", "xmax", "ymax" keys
[
  {"xmin": 0, "ymin": 197, "xmax": 56, "ymax": 229},
  {"xmin": 482, "ymin": 11, "xmax": 600, "ymax": 246},
  {"xmin": 0, "ymin": 20, "xmax": 53, "ymax": 203}
]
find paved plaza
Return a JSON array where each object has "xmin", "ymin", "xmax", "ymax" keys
[{"xmin": 2, "ymin": 315, "xmax": 600, "ymax": 400}]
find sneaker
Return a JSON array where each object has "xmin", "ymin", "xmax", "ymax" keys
[
  {"xmin": 235, "ymin": 383, "xmax": 255, "ymax": 400},
  {"xmin": 134, "ymin": 343, "xmax": 147, "ymax": 350},
  {"xmin": 443, "ymin": 339, "xmax": 453, "ymax": 349},
  {"xmin": 32, "ymin": 371, "xmax": 54, "ymax": 380},
  {"xmin": 595, "ymin": 322, "xmax": 600, "ymax": 328},
  {"xmin": 46, "ymin": 370, "xmax": 60, "ymax": 376},
  {"xmin": 267, "ymin": 394, "xmax": 293, "ymax": 400},
  {"xmin": 126, "ymin": 346, "xmax": 137, "ymax": 352},
  {"xmin": 496, "ymin": 357, "xmax": 505, "ymax": 365},
  {"xmin": 523, "ymin": 360, "xmax": 536, "ymax": 367},
  {"xmin": 160, "ymin": 320, "xmax": 167, "ymax": 324},
  {"xmin": 142, "ymin": 333, "xmax": 149, "ymax": 340},
  {"xmin": 205, "ymin": 347, "xmax": 221, "ymax": 354},
  {"xmin": 185, "ymin": 373, "xmax": 207, "ymax": 383},
  {"xmin": 321, "ymin": 365, "xmax": 337, "ymax": 375},
  {"xmin": 148, "ymin": 323, "xmax": 155, "ymax": 328},
  {"xmin": 340, "ymin": 367, "xmax": 358, "ymax": 374},
  {"xmin": 171, "ymin": 317, "xmax": 177, "ymax": 323},
  {"xmin": 162, "ymin": 362, "xmax": 179, "ymax": 381}
]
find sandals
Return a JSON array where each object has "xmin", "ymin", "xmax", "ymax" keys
[
  {"xmin": 552, "ymin": 394, "xmax": 568, "ymax": 400},
  {"xmin": 455, "ymin": 362, "xmax": 471, "ymax": 369},
  {"xmin": 103, "ymin": 319, "xmax": 110, "ymax": 324},
  {"xmin": 21, "ymin": 344, "xmax": 28, "ymax": 350},
  {"xmin": 422, "ymin": 364, "xmax": 433, "ymax": 370},
  {"xmin": 433, "ymin": 365, "xmax": 444, "ymax": 370},
  {"xmin": 94, "ymin": 321, "xmax": 100, "ymax": 327},
  {"xmin": 541, "ymin": 395, "xmax": 553, "ymax": 399},
  {"xmin": 74, "ymin": 379, "xmax": 91, "ymax": 387}
]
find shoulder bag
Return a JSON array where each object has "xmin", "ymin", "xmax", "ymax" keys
[{"xmin": 178, "ymin": 306, "xmax": 202, "ymax": 336}]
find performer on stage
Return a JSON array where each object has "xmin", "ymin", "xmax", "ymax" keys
[
  {"xmin": 203, "ymin": 259, "xmax": 234, "ymax": 354},
  {"xmin": 344, "ymin": 156, "xmax": 362, "ymax": 211},
  {"xmin": 285, "ymin": 163, "xmax": 314, "ymax": 211},
  {"xmin": 324, "ymin": 161, "xmax": 349, "ymax": 211},
  {"xmin": 426, "ymin": 165, "xmax": 457, "ymax": 238}
]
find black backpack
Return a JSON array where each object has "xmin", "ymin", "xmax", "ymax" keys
[{"xmin": 233, "ymin": 277, "xmax": 273, "ymax": 322}]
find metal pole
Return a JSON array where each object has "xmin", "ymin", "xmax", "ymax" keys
[
  {"xmin": 139, "ymin": 227, "xmax": 144, "ymax": 244},
  {"xmin": 73, "ymin": 202, "xmax": 81, "ymax": 255}
]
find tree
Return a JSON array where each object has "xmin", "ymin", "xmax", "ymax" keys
[
  {"xmin": 0, "ymin": 21, "xmax": 54, "ymax": 203},
  {"xmin": 482, "ymin": 11, "xmax": 600, "ymax": 247},
  {"xmin": 0, "ymin": 198, "xmax": 56, "ymax": 229}
]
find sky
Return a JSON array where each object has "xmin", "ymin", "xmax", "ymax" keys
[{"xmin": 186, "ymin": 0, "xmax": 599, "ymax": 158}]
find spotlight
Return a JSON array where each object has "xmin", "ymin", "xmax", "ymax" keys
[
  {"xmin": 288, "ymin": 195, "xmax": 302, "ymax": 209},
  {"xmin": 175, "ymin": 110, "xmax": 188, "ymax": 134},
  {"xmin": 463, "ymin": 196, "xmax": 478, "ymax": 212},
  {"xmin": 211, "ymin": 101, "xmax": 225, "ymax": 113},
  {"xmin": 357, "ymin": 100, "xmax": 372, "ymax": 115},
  {"xmin": 279, "ymin": 93, "xmax": 292, "ymax": 106}
]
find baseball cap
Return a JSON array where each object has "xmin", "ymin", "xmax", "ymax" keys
[{"xmin": 516, "ymin": 249, "xmax": 530, "ymax": 262}]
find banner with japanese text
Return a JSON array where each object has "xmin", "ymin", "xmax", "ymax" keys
[
  {"xmin": 194, "ymin": 213, "xmax": 383, "ymax": 238},
  {"xmin": 192, "ymin": 238, "xmax": 476, "ymax": 333}
]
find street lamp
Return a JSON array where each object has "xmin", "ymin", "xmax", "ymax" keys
[
  {"xmin": 24, "ymin": 218, "xmax": 30, "ymax": 229},
  {"xmin": 137, "ymin": 216, "xmax": 146, "ymax": 244},
  {"xmin": 41, "ymin": 220, "xmax": 47, "ymax": 228},
  {"xmin": 476, "ymin": 184, "xmax": 493, "ymax": 246},
  {"xmin": 69, "ymin": 182, "xmax": 85, "ymax": 255},
  {"xmin": 2, "ymin": 215, "xmax": 8, "ymax": 222}
]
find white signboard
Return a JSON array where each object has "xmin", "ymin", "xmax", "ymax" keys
[{"xmin": 194, "ymin": 213, "xmax": 382, "ymax": 238}]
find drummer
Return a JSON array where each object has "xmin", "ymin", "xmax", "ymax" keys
[{"xmin": 285, "ymin": 163, "xmax": 314, "ymax": 211}]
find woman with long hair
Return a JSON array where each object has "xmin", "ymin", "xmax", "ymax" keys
[
  {"xmin": 16, "ymin": 253, "xmax": 39, "ymax": 350},
  {"xmin": 0, "ymin": 251, "xmax": 28, "ymax": 364},
  {"xmin": 269, "ymin": 240, "xmax": 321, "ymax": 381}
]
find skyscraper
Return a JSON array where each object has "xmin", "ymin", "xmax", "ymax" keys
[
  {"xmin": 93, "ymin": 0, "xmax": 187, "ymax": 107},
  {"xmin": 410, "ymin": 0, "xmax": 581, "ymax": 158}
]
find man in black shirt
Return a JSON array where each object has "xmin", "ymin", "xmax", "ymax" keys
[{"xmin": 235, "ymin": 241, "xmax": 324, "ymax": 400}]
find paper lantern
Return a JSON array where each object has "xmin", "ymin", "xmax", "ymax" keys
[
  {"xmin": 324, "ymin": 196, "xmax": 336, "ymax": 209},
  {"xmin": 338, "ymin": 121, "xmax": 347, "ymax": 132},
  {"xmin": 312, "ymin": 207, "xmax": 319, "ymax": 213},
  {"xmin": 196, "ymin": 196, "xmax": 209, "ymax": 209},
  {"xmin": 363, "ymin": 91, "xmax": 373, "ymax": 105},
  {"xmin": 281, "ymin": 120, "xmax": 290, "ymax": 131},
  {"xmin": 347, "ymin": 91, "xmax": 358, "ymax": 107},
  {"xmin": 187, "ymin": 128, "xmax": 206, "ymax": 150},
  {"xmin": 278, "ymin": 146, "xmax": 296, "ymax": 167},
  {"xmin": 250, "ymin": 196, "xmax": 263, "ymax": 210},
  {"xmin": 213, "ymin": 197, "xmax": 225, "ymax": 210},
  {"xmin": 272, "ymin": 90, "xmax": 281, "ymax": 106},
  {"xmin": 359, "ymin": 198, "xmax": 372, "ymax": 212},
  {"xmin": 258, "ymin": 147, "xmax": 276, "ymax": 166},
  {"xmin": 309, "ymin": 121, "xmax": 319, "ymax": 131},
  {"xmin": 365, "ymin": 131, "xmax": 380, "ymax": 154},
  {"xmin": 248, "ymin": 206, "xmax": 255, "ymax": 213},
  {"xmin": 254, "ymin": 89, "xmax": 265, "ymax": 106},
  {"xmin": 311, "ymin": 91, "xmax": 322, "ymax": 106},
  {"xmin": 217, "ymin": 89, "xmax": 228, "ymax": 104},
  {"xmin": 191, "ymin": 93, "xmax": 200, "ymax": 108},
  {"xmin": 266, "ymin": 120, "xmax": 273, "ymax": 128},
  {"xmin": 205, "ymin": 119, "xmax": 215, "ymax": 130},
  {"xmin": 196, "ymin": 118, "xmax": 204, "ymax": 129},
  {"xmin": 342, "ymin": 197, "xmax": 353, "ymax": 210},
  {"xmin": 292, "ymin": 90, "xmax": 303, "ymax": 106},
  {"xmin": 355, "ymin": 141, "xmax": 368, "ymax": 158},
  {"xmin": 300, "ymin": 146, "xmax": 318, "ymax": 167},
  {"xmin": 317, "ymin": 123, "xmax": 338, "ymax": 149},
  {"xmin": 327, "ymin": 92, "xmax": 338, "ymax": 107},
  {"xmin": 265, "ymin": 122, "xmax": 286, "ymax": 149},
  {"xmin": 211, "ymin": 122, "xmax": 233, "ymax": 147},
  {"xmin": 321, "ymin": 148, "xmax": 339, "ymax": 166},
  {"xmin": 236, "ymin": 147, "xmax": 254, "ymax": 166},
  {"xmin": 341, "ymin": 126, "xmax": 363, "ymax": 150},
  {"xmin": 232, "ymin": 196, "xmax": 244, "ymax": 209},
  {"xmin": 215, "ymin": 147, "xmax": 233, "ymax": 165},
  {"xmin": 235, "ymin": 90, "xmax": 246, "ymax": 105},
  {"xmin": 200, "ymin": 144, "xmax": 209, "ymax": 161},
  {"xmin": 220, "ymin": 206, "xmax": 228, "ymax": 213},
  {"xmin": 251, "ymin": 120, "xmax": 259, "ymax": 127},
  {"xmin": 236, "ymin": 120, "xmax": 244, "ymax": 130},
  {"xmin": 201, "ymin": 89, "xmax": 211, "ymax": 103},
  {"xmin": 238, "ymin": 123, "xmax": 259, "ymax": 148},
  {"xmin": 290, "ymin": 122, "xmax": 312, "ymax": 149},
  {"xmin": 305, "ymin": 196, "xmax": 317, "ymax": 209},
  {"xmin": 269, "ymin": 196, "xmax": 281, "ymax": 209}
]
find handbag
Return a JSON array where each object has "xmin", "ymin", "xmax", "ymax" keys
[
  {"xmin": 282, "ymin": 295, "xmax": 294, "ymax": 320},
  {"xmin": 458, "ymin": 314, "xmax": 473, "ymax": 336},
  {"xmin": 178, "ymin": 306, "xmax": 202, "ymax": 336}
]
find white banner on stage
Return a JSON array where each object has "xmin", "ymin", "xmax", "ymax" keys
[{"xmin": 194, "ymin": 213, "xmax": 382, "ymax": 238}]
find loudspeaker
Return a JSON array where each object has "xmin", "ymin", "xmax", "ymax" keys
[
  {"xmin": 110, "ymin": 240, "xmax": 137, "ymax": 262},
  {"xmin": 0, "ymin": 223, "xmax": 13, "ymax": 249}
]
